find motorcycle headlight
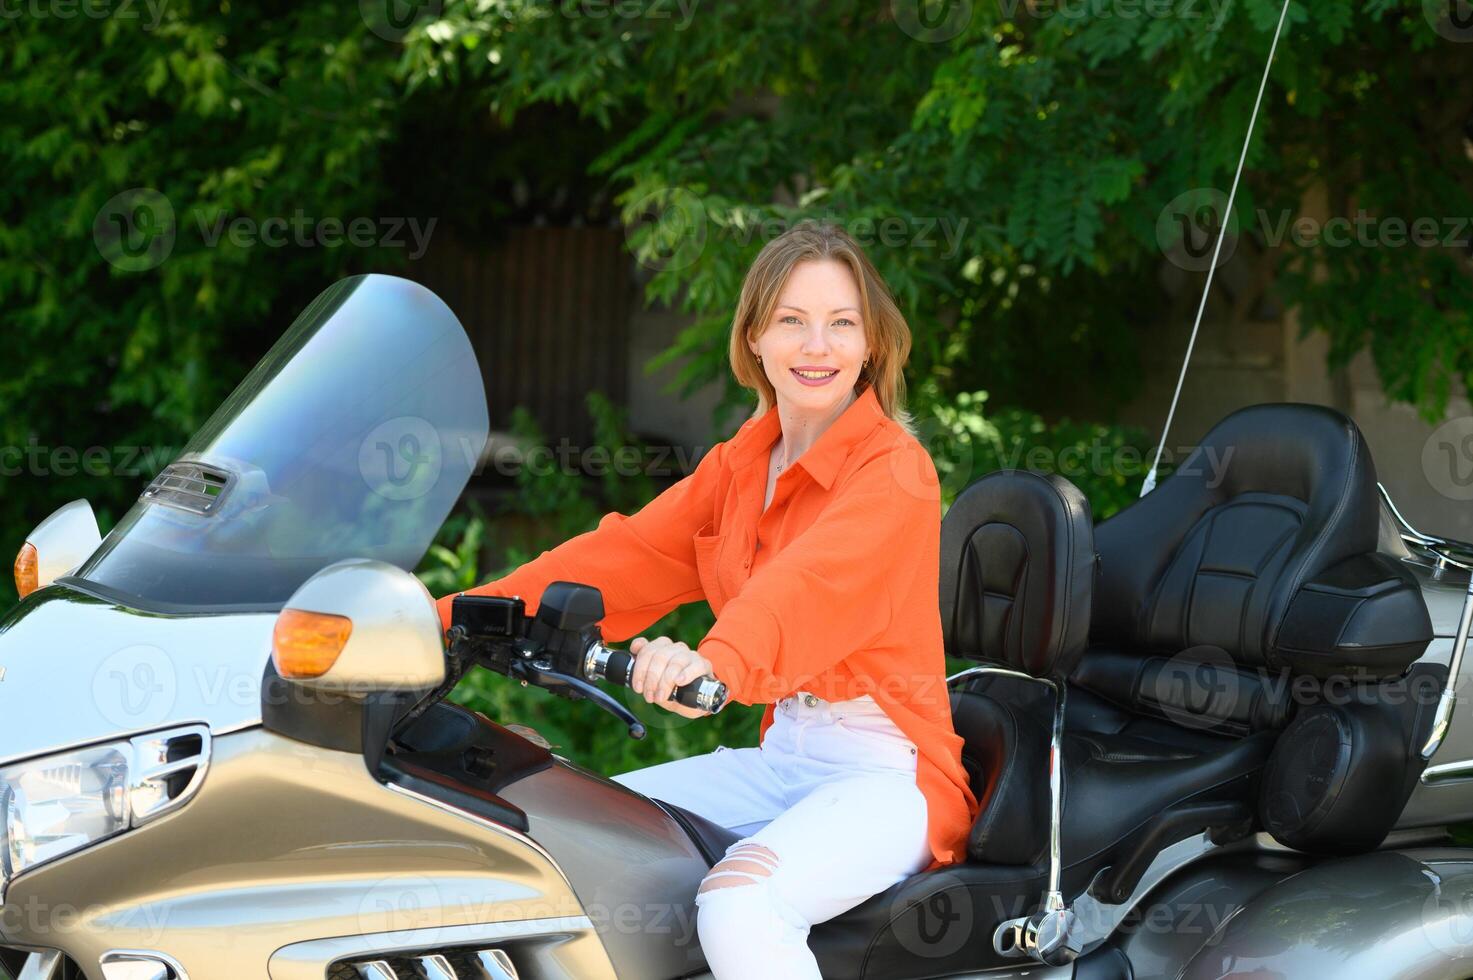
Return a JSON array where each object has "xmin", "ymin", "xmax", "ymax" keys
[{"xmin": 0, "ymin": 725, "xmax": 210, "ymax": 900}]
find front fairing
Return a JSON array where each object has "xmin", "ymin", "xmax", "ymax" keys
[{"xmin": 0, "ymin": 585, "xmax": 274, "ymax": 767}]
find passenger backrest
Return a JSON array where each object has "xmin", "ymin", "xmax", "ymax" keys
[{"xmin": 939, "ymin": 469, "xmax": 1096, "ymax": 681}]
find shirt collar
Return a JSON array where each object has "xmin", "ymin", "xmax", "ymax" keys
[{"xmin": 728, "ymin": 385, "xmax": 887, "ymax": 490}]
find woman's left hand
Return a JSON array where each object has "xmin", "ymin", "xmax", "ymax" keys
[{"xmin": 629, "ymin": 636, "xmax": 716, "ymax": 719}]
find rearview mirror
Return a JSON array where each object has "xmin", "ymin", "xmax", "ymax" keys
[
  {"xmin": 271, "ymin": 558, "xmax": 445, "ymax": 694},
  {"xmin": 15, "ymin": 499, "xmax": 102, "ymax": 599}
]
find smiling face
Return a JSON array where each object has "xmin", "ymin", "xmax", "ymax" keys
[{"xmin": 748, "ymin": 258, "xmax": 871, "ymax": 418}]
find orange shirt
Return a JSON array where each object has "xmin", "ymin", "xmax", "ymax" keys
[{"xmin": 437, "ymin": 385, "xmax": 979, "ymax": 869}]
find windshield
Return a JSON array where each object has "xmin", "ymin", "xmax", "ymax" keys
[{"xmin": 69, "ymin": 275, "xmax": 489, "ymax": 611}]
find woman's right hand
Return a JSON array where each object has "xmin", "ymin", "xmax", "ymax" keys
[{"xmin": 629, "ymin": 636, "xmax": 715, "ymax": 718}]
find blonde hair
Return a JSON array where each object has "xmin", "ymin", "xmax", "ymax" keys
[{"xmin": 729, "ymin": 220, "xmax": 914, "ymax": 432}]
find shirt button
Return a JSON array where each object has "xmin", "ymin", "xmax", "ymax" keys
[{"xmin": 743, "ymin": 558, "xmax": 750, "ymax": 568}]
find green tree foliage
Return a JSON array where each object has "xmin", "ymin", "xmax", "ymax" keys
[
  {"xmin": 5, "ymin": 1, "xmax": 1465, "ymax": 607},
  {"xmin": 0, "ymin": 2, "xmax": 416, "ymax": 604},
  {"xmin": 404, "ymin": 0, "xmax": 1472, "ymax": 427}
]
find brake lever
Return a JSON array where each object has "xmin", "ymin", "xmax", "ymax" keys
[{"xmin": 511, "ymin": 658, "xmax": 647, "ymax": 740}]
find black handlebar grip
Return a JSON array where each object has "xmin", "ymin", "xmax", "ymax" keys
[{"xmin": 599, "ymin": 648, "xmax": 728, "ymax": 713}]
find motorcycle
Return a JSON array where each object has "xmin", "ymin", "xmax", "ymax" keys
[{"xmin": 3, "ymin": 272, "xmax": 1473, "ymax": 980}]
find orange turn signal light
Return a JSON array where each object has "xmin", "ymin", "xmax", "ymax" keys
[
  {"xmin": 272, "ymin": 609, "xmax": 353, "ymax": 679},
  {"xmin": 14, "ymin": 542, "xmax": 38, "ymax": 600}
]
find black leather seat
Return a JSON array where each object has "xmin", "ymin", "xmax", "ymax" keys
[{"xmin": 802, "ymin": 403, "xmax": 1433, "ymax": 978}]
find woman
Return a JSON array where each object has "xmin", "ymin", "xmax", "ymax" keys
[{"xmin": 437, "ymin": 220, "xmax": 978, "ymax": 977}]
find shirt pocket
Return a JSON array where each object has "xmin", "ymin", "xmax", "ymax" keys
[{"xmin": 692, "ymin": 519, "xmax": 727, "ymax": 608}]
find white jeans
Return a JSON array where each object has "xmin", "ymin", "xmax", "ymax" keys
[{"xmin": 610, "ymin": 692, "xmax": 931, "ymax": 979}]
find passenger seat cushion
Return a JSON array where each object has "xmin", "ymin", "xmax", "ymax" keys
[{"xmin": 951, "ymin": 690, "xmax": 1050, "ymax": 866}]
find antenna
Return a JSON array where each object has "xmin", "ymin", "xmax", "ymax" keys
[{"xmin": 1140, "ymin": 0, "xmax": 1294, "ymax": 497}]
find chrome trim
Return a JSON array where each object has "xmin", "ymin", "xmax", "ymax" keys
[
  {"xmin": 1421, "ymin": 758, "xmax": 1473, "ymax": 784},
  {"xmin": 418, "ymin": 954, "xmax": 457, "ymax": 980},
  {"xmin": 1380, "ymin": 482, "xmax": 1473, "ymax": 570},
  {"xmin": 947, "ymin": 664, "xmax": 1039, "ymax": 686},
  {"xmin": 273, "ymin": 916, "xmax": 594, "ymax": 975},
  {"xmin": 1069, "ymin": 831, "xmax": 1221, "ymax": 952},
  {"xmin": 1044, "ymin": 682, "xmax": 1066, "ymax": 909},
  {"xmin": 1422, "ymin": 569, "xmax": 1473, "ymax": 760},
  {"xmin": 99, "ymin": 949, "xmax": 190, "ymax": 980},
  {"xmin": 475, "ymin": 949, "xmax": 520, "ymax": 979},
  {"xmin": 16, "ymin": 950, "xmax": 62, "ymax": 980},
  {"xmin": 1380, "ymin": 481, "xmax": 1448, "ymax": 547},
  {"xmin": 128, "ymin": 725, "xmax": 211, "ymax": 826},
  {"xmin": 354, "ymin": 963, "xmax": 397, "ymax": 980}
]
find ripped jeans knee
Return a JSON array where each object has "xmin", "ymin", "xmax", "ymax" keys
[{"xmin": 695, "ymin": 841, "xmax": 815, "ymax": 977}]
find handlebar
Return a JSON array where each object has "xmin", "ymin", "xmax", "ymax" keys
[{"xmin": 584, "ymin": 642, "xmax": 729, "ymax": 714}]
